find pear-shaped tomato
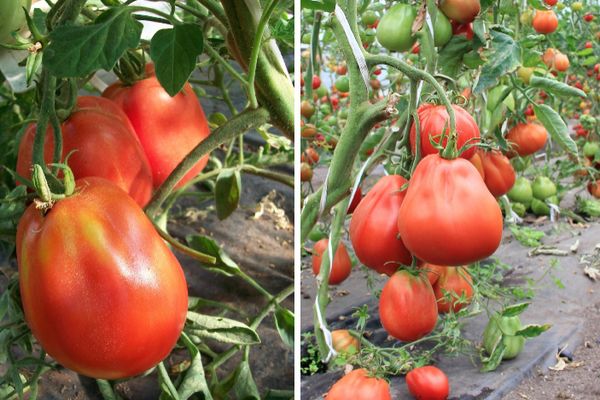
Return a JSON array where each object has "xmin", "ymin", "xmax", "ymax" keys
[
  {"xmin": 433, "ymin": 267, "xmax": 473, "ymax": 313},
  {"xmin": 349, "ymin": 175, "xmax": 413, "ymax": 276},
  {"xmin": 376, "ymin": 4, "xmax": 417, "ymax": 52},
  {"xmin": 398, "ymin": 154, "xmax": 503, "ymax": 266},
  {"xmin": 379, "ymin": 270, "xmax": 438, "ymax": 342},
  {"xmin": 16, "ymin": 96, "xmax": 153, "ymax": 207},
  {"xmin": 16, "ymin": 178, "xmax": 188, "ymax": 379},
  {"xmin": 479, "ymin": 149, "xmax": 516, "ymax": 197},
  {"xmin": 410, "ymin": 104, "xmax": 480, "ymax": 160},
  {"xmin": 326, "ymin": 369, "xmax": 391, "ymax": 400},
  {"xmin": 312, "ymin": 239, "xmax": 352, "ymax": 285}
]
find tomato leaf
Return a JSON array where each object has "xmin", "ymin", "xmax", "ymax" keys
[
  {"xmin": 301, "ymin": 0, "xmax": 335, "ymax": 11},
  {"xmin": 501, "ymin": 302, "xmax": 530, "ymax": 317},
  {"xmin": 527, "ymin": 0, "xmax": 547, "ymax": 10},
  {"xmin": 529, "ymin": 76, "xmax": 586, "ymax": 98},
  {"xmin": 481, "ymin": 339, "xmax": 506, "ymax": 372},
  {"xmin": 533, "ymin": 103, "xmax": 578, "ymax": 157},
  {"xmin": 515, "ymin": 323, "xmax": 552, "ymax": 338},
  {"xmin": 582, "ymin": 55, "xmax": 599, "ymax": 67},
  {"xmin": 473, "ymin": 29, "xmax": 521, "ymax": 94},
  {"xmin": 437, "ymin": 35, "xmax": 471, "ymax": 77},
  {"xmin": 178, "ymin": 333, "xmax": 214, "ymax": 400},
  {"xmin": 186, "ymin": 235, "xmax": 241, "ymax": 277},
  {"xmin": 187, "ymin": 312, "xmax": 260, "ymax": 345},
  {"xmin": 215, "ymin": 168, "xmax": 242, "ymax": 220},
  {"xmin": 232, "ymin": 361, "xmax": 261, "ymax": 400},
  {"xmin": 577, "ymin": 48, "xmax": 594, "ymax": 57},
  {"xmin": 150, "ymin": 24, "xmax": 204, "ymax": 97},
  {"xmin": 43, "ymin": 7, "xmax": 142, "ymax": 77},
  {"xmin": 274, "ymin": 307, "xmax": 294, "ymax": 348}
]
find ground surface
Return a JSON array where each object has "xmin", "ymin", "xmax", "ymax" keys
[{"xmin": 301, "ymin": 165, "xmax": 600, "ymax": 400}]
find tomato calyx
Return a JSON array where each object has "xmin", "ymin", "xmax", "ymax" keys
[
  {"xmin": 30, "ymin": 162, "xmax": 76, "ymax": 212},
  {"xmin": 113, "ymin": 50, "xmax": 147, "ymax": 86}
]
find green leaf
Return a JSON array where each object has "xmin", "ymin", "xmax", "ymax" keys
[
  {"xmin": 474, "ymin": 30, "xmax": 521, "ymax": 94},
  {"xmin": 582, "ymin": 56, "xmax": 599, "ymax": 67},
  {"xmin": 187, "ymin": 312, "xmax": 260, "ymax": 345},
  {"xmin": 533, "ymin": 103, "xmax": 578, "ymax": 157},
  {"xmin": 481, "ymin": 339, "xmax": 506, "ymax": 372},
  {"xmin": 463, "ymin": 50, "xmax": 485, "ymax": 69},
  {"xmin": 274, "ymin": 307, "xmax": 294, "ymax": 348},
  {"xmin": 577, "ymin": 48, "xmax": 594, "ymax": 57},
  {"xmin": 233, "ymin": 361, "xmax": 261, "ymax": 400},
  {"xmin": 301, "ymin": 0, "xmax": 335, "ymax": 11},
  {"xmin": 438, "ymin": 35, "xmax": 471, "ymax": 77},
  {"xmin": 150, "ymin": 24, "xmax": 204, "ymax": 96},
  {"xmin": 43, "ymin": 7, "xmax": 142, "ymax": 77},
  {"xmin": 528, "ymin": 0, "xmax": 547, "ymax": 10},
  {"xmin": 501, "ymin": 302, "xmax": 530, "ymax": 317},
  {"xmin": 530, "ymin": 76, "xmax": 586, "ymax": 98},
  {"xmin": 186, "ymin": 235, "xmax": 241, "ymax": 276},
  {"xmin": 515, "ymin": 323, "xmax": 551, "ymax": 338},
  {"xmin": 215, "ymin": 168, "xmax": 241, "ymax": 220},
  {"xmin": 509, "ymin": 225, "xmax": 545, "ymax": 247},
  {"xmin": 178, "ymin": 334, "xmax": 214, "ymax": 400}
]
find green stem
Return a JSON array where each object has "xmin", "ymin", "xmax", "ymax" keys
[
  {"xmin": 150, "ymin": 219, "xmax": 217, "ymax": 264},
  {"xmin": 241, "ymin": 165, "xmax": 293, "ymax": 187},
  {"xmin": 32, "ymin": 72, "xmax": 56, "ymax": 169},
  {"xmin": 190, "ymin": 0, "xmax": 227, "ymax": 26},
  {"xmin": 157, "ymin": 362, "xmax": 180, "ymax": 399},
  {"xmin": 145, "ymin": 107, "xmax": 270, "ymax": 217},
  {"xmin": 203, "ymin": 42, "xmax": 248, "ymax": 86}
]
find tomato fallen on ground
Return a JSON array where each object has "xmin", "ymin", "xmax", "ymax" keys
[
  {"xmin": 326, "ymin": 369, "xmax": 392, "ymax": 400},
  {"xmin": 16, "ymin": 96, "xmax": 153, "ymax": 207},
  {"xmin": 311, "ymin": 238, "xmax": 352, "ymax": 285},
  {"xmin": 103, "ymin": 65, "xmax": 211, "ymax": 189},
  {"xmin": 16, "ymin": 177, "xmax": 188, "ymax": 379},
  {"xmin": 406, "ymin": 365, "xmax": 450, "ymax": 400},
  {"xmin": 331, "ymin": 330, "xmax": 361, "ymax": 355}
]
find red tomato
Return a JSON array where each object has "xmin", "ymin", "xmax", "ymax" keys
[
  {"xmin": 479, "ymin": 149, "xmax": 516, "ymax": 197},
  {"xmin": 433, "ymin": 267, "xmax": 473, "ymax": 313},
  {"xmin": 411, "ymin": 43, "xmax": 421, "ymax": 54},
  {"xmin": 301, "ymin": 162, "xmax": 313, "ymax": 182},
  {"xmin": 505, "ymin": 123, "xmax": 548, "ymax": 157},
  {"xmin": 584, "ymin": 13, "xmax": 594, "ymax": 22},
  {"xmin": 419, "ymin": 263, "xmax": 446, "ymax": 286},
  {"xmin": 337, "ymin": 64, "xmax": 348, "ymax": 75},
  {"xmin": 312, "ymin": 75, "xmax": 321, "ymax": 89},
  {"xmin": 544, "ymin": 0, "xmax": 557, "ymax": 5},
  {"xmin": 16, "ymin": 96, "xmax": 153, "ymax": 207},
  {"xmin": 532, "ymin": 10, "xmax": 558, "ymax": 34},
  {"xmin": 439, "ymin": 0, "xmax": 480, "ymax": 23},
  {"xmin": 406, "ymin": 366, "xmax": 450, "ymax": 400},
  {"xmin": 326, "ymin": 369, "xmax": 391, "ymax": 400},
  {"xmin": 468, "ymin": 151, "xmax": 486, "ymax": 180},
  {"xmin": 312, "ymin": 238, "xmax": 352, "ymax": 285},
  {"xmin": 347, "ymin": 186, "xmax": 363, "ymax": 214},
  {"xmin": 379, "ymin": 270, "xmax": 438, "ymax": 341},
  {"xmin": 305, "ymin": 147, "xmax": 320, "ymax": 165},
  {"xmin": 331, "ymin": 330, "xmax": 360, "ymax": 354},
  {"xmin": 16, "ymin": 178, "xmax": 188, "ymax": 379},
  {"xmin": 452, "ymin": 22, "xmax": 474, "ymax": 40},
  {"xmin": 410, "ymin": 104, "xmax": 480, "ymax": 160},
  {"xmin": 585, "ymin": 41, "xmax": 593, "ymax": 49},
  {"xmin": 103, "ymin": 67, "xmax": 211, "ymax": 189},
  {"xmin": 349, "ymin": 175, "xmax": 413, "ymax": 276},
  {"xmin": 588, "ymin": 180, "xmax": 600, "ymax": 198},
  {"xmin": 398, "ymin": 154, "xmax": 503, "ymax": 266}
]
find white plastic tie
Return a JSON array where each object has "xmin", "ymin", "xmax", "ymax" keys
[
  {"xmin": 314, "ymin": 292, "xmax": 337, "ymax": 362},
  {"xmin": 335, "ymin": 5, "xmax": 370, "ymax": 90}
]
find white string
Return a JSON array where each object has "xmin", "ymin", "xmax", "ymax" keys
[
  {"xmin": 335, "ymin": 5, "xmax": 370, "ymax": 90},
  {"xmin": 318, "ymin": 169, "xmax": 330, "ymax": 217},
  {"xmin": 314, "ymin": 293, "xmax": 337, "ymax": 362}
]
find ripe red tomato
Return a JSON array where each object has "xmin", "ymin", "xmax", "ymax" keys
[
  {"xmin": 468, "ymin": 151, "xmax": 485, "ymax": 180},
  {"xmin": 433, "ymin": 267, "xmax": 473, "ymax": 313},
  {"xmin": 331, "ymin": 330, "xmax": 360, "ymax": 354},
  {"xmin": 16, "ymin": 96, "xmax": 153, "ymax": 207},
  {"xmin": 301, "ymin": 162, "xmax": 313, "ymax": 182},
  {"xmin": 380, "ymin": 270, "xmax": 438, "ymax": 341},
  {"xmin": 544, "ymin": 0, "xmax": 557, "ymax": 5},
  {"xmin": 585, "ymin": 41, "xmax": 593, "ymax": 49},
  {"xmin": 439, "ymin": 0, "xmax": 480, "ymax": 23},
  {"xmin": 312, "ymin": 238, "xmax": 352, "ymax": 285},
  {"xmin": 584, "ymin": 13, "xmax": 594, "ymax": 22},
  {"xmin": 532, "ymin": 10, "xmax": 558, "ymax": 34},
  {"xmin": 505, "ymin": 123, "xmax": 548, "ymax": 157},
  {"xmin": 312, "ymin": 75, "xmax": 322, "ymax": 89},
  {"xmin": 588, "ymin": 180, "xmax": 600, "ymax": 198},
  {"xmin": 103, "ymin": 67, "xmax": 211, "ymax": 189},
  {"xmin": 16, "ymin": 177, "xmax": 188, "ymax": 379},
  {"xmin": 410, "ymin": 104, "xmax": 480, "ymax": 160},
  {"xmin": 349, "ymin": 175, "xmax": 413, "ymax": 276},
  {"xmin": 347, "ymin": 186, "xmax": 363, "ymax": 214},
  {"xmin": 398, "ymin": 154, "xmax": 503, "ymax": 266},
  {"xmin": 406, "ymin": 366, "xmax": 450, "ymax": 400},
  {"xmin": 337, "ymin": 64, "xmax": 348, "ymax": 75},
  {"xmin": 305, "ymin": 147, "xmax": 320, "ymax": 165},
  {"xmin": 419, "ymin": 263, "xmax": 446, "ymax": 286},
  {"xmin": 452, "ymin": 22, "xmax": 474, "ymax": 40},
  {"xmin": 326, "ymin": 369, "xmax": 391, "ymax": 400},
  {"xmin": 479, "ymin": 149, "xmax": 516, "ymax": 197}
]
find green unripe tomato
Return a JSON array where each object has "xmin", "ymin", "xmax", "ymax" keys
[
  {"xmin": 583, "ymin": 142, "xmax": 599, "ymax": 158},
  {"xmin": 0, "ymin": 0, "xmax": 31, "ymax": 44},
  {"xmin": 301, "ymin": 33, "xmax": 311, "ymax": 44},
  {"xmin": 315, "ymin": 86, "xmax": 328, "ymax": 98},
  {"xmin": 517, "ymin": 67, "xmax": 534, "ymax": 84},
  {"xmin": 327, "ymin": 116, "xmax": 338, "ymax": 126},
  {"xmin": 361, "ymin": 10, "xmax": 378, "ymax": 26},
  {"xmin": 532, "ymin": 176, "xmax": 557, "ymax": 200},
  {"xmin": 320, "ymin": 103, "xmax": 332, "ymax": 115},
  {"xmin": 308, "ymin": 227, "xmax": 326, "ymax": 242},
  {"xmin": 508, "ymin": 177, "xmax": 533, "ymax": 207},
  {"xmin": 433, "ymin": 12, "xmax": 452, "ymax": 47},
  {"xmin": 556, "ymin": 2, "xmax": 565, "ymax": 10},
  {"xmin": 376, "ymin": 4, "xmax": 417, "ymax": 52},
  {"xmin": 335, "ymin": 76, "xmax": 350, "ymax": 93},
  {"xmin": 483, "ymin": 314, "xmax": 525, "ymax": 360},
  {"xmin": 338, "ymin": 109, "xmax": 348, "ymax": 119},
  {"xmin": 530, "ymin": 195, "xmax": 558, "ymax": 216},
  {"xmin": 512, "ymin": 202, "xmax": 527, "ymax": 217}
]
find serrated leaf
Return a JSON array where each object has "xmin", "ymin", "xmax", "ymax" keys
[
  {"xmin": 515, "ymin": 323, "xmax": 551, "ymax": 338},
  {"xmin": 187, "ymin": 312, "xmax": 260, "ymax": 345},
  {"xmin": 530, "ymin": 76, "xmax": 586, "ymax": 98},
  {"xmin": 150, "ymin": 24, "xmax": 203, "ymax": 96},
  {"xmin": 501, "ymin": 302, "xmax": 530, "ymax": 317},
  {"xmin": 274, "ymin": 307, "xmax": 294, "ymax": 348},
  {"xmin": 186, "ymin": 235, "xmax": 241, "ymax": 276},
  {"xmin": 533, "ymin": 103, "xmax": 578, "ymax": 156},
  {"xmin": 301, "ymin": 0, "xmax": 335, "ymax": 11},
  {"xmin": 215, "ymin": 168, "xmax": 241, "ymax": 220},
  {"xmin": 178, "ymin": 334, "xmax": 214, "ymax": 400},
  {"xmin": 233, "ymin": 361, "xmax": 260, "ymax": 400},
  {"xmin": 43, "ymin": 7, "xmax": 142, "ymax": 77},
  {"xmin": 474, "ymin": 30, "xmax": 521, "ymax": 94}
]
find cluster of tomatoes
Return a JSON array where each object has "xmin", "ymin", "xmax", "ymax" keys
[{"xmin": 15, "ymin": 64, "xmax": 210, "ymax": 379}]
